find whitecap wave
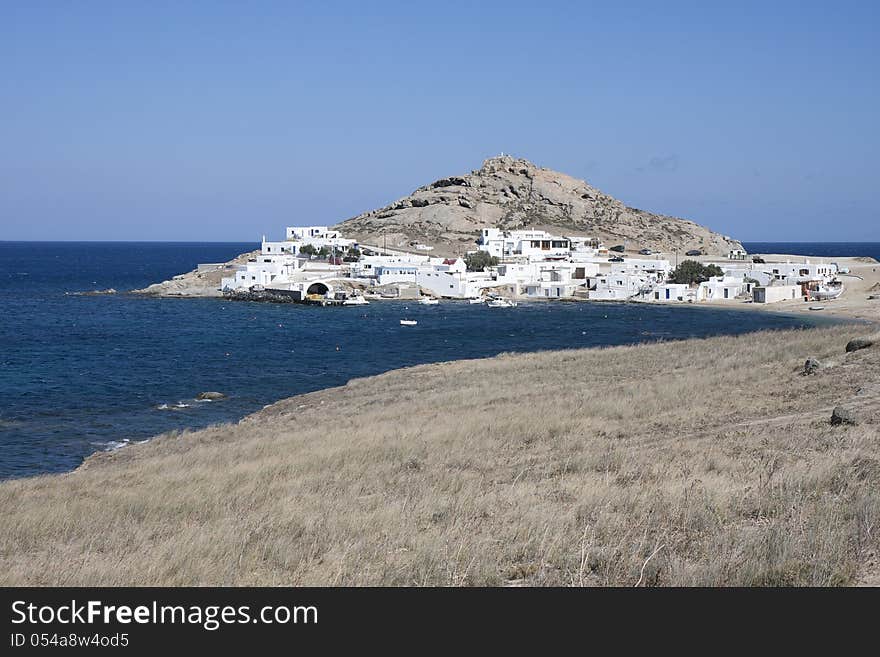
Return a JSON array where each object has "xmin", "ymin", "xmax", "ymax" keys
[{"xmin": 155, "ymin": 402, "xmax": 191, "ymax": 410}]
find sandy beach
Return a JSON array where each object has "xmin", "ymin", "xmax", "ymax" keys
[{"xmin": 644, "ymin": 254, "xmax": 880, "ymax": 323}]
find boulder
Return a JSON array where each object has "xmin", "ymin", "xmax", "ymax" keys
[
  {"xmin": 196, "ymin": 391, "xmax": 227, "ymax": 401},
  {"xmin": 831, "ymin": 406, "xmax": 859, "ymax": 426},
  {"xmin": 845, "ymin": 338, "xmax": 874, "ymax": 353},
  {"xmin": 803, "ymin": 358, "xmax": 821, "ymax": 375}
]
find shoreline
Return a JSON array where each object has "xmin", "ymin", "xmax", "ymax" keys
[
  {"xmin": 129, "ymin": 251, "xmax": 880, "ymax": 323},
  {"xmin": 23, "ymin": 254, "xmax": 878, "ymax": 480},
  {"xmin": 2, "ymin": 323, "xmax": 877, "ymax": 585}
]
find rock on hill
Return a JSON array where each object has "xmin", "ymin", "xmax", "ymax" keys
[{"xmin": 335, "ymin": 155, "xmax": 741, "ymax": 255}]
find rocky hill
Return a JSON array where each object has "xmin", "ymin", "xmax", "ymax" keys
[{"xmin": 335, "ymin": 155, "xmax": 741, "ymax": 255}]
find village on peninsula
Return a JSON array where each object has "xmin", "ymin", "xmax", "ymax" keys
[{"xmin": 135, "ymin": 156, "xmax": 864, "ymax": 314}]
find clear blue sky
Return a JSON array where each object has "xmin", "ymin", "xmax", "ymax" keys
[{"xmin": 1, "ymin": 1, "xmax": 877, "ymax": 241}]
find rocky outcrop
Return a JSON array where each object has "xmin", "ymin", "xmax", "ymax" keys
[
  {"xmin": 846, "ymin": 338, "xmax": 875, "ymax": 353},
  {"xmin": 804, "ymin": 358, "xmax": 821, "ymax": 375},
  {"xmin": 223, "ymin": 288, "xmax": 299, "ymax": 303},
  {"xmin": 66, "ymin": 288, "xmax": 117, "ymax": 296},
  {"xmin": 335, "ymin": 155, "xmax": 741, "ymax": 255},
  {"xmin": 831, "ymin": 406, "xmax": 859, "ymax": 426},
  {"xmin": 131, "ymin": 251, "xmax": 258, "ymax": 298},
  {"xmin": 196, "ymin": 392, "xmax": 227, "ymax": 401}
]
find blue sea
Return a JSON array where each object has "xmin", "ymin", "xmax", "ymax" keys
[
  {"xmin": 0, "ymin": 241, "xmax": 870, "ymax": 479},
  {"xmin": 743, "ymin": 242, "xmax": 880, "ymax": 260}
]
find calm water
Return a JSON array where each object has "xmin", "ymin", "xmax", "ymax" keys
[
  {"xmin": 0, "ymin": 241, "xmax": 849, "ymax": 479},
  {"xmin": 743, "ymin": 242, "xmax": 880, "ymax": 261}
]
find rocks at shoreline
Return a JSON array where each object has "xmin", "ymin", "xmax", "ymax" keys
[
  {"xmin": 131, "ymin": 250, "xmax": 258, "ymax": 298},
  {"xmin": 66, "ymin": 288, "xmax": 117, "ymax": 296},
  {"xmin": 224, "ymin": 288, "xmax": 299, "ymax": 303},
  {"xmin": 196, "ymin": 391, "xmax": 227, "ymax": 401}
]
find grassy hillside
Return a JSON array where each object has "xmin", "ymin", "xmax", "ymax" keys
[{"xmin": 1, "ymin": 325, "xmax": 878, "ymax": 586}]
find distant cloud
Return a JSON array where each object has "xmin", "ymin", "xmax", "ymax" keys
[{"xmin": 636, "ymin": 154, "xmax": 679, "ymax": 173}]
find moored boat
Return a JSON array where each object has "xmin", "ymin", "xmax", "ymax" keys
[
  {"xmin": 400, "ymin": 319, "xmax": 418, "ymax": 326},
  {"xmin": 811, "ymin": 283, "xmax": 843, "ymax": 301}
]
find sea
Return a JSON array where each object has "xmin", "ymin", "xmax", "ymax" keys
[{"xmin": 0, "ymin": 241, "xmax": 875, "ymax": 479}]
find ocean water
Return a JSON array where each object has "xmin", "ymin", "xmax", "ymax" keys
[
  {"xmin": 743, "ymin": 242, "xmax": 880, "ymax": 261},
  {"xmin": 0, "ymin": 241, "xmax": 848, "ymax": 479}
]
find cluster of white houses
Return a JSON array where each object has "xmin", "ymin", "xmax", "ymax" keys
[{"xmin": 220, "ymin": 225, "xmax": 842, "ymax": 305}]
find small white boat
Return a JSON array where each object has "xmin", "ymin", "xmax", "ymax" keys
[
  {"xmin": 400, "ymin": 319, "xmax": 418, "ymax": 326},
  {"xmin": 468, "ymin": 297, "xmax": 484, "ymax": 304},
  {"xmin": 419, "ymin": 297, "xmax": 439, "ymax": 305},
  {"xmin": 343, "ymin": 295, "xmax": 369, "ymax": 306},
  {"xmin": 812, "ymin": 283, "xmax": 843, "ymax": 301},
  {"xmin": 486, "ymin": 298, "xmax": 517, "ymax": 308}
]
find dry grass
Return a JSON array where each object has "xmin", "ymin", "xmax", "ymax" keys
[{"xmin": 1, "ymin": 325, "xmax": 879, "ymax": 586}]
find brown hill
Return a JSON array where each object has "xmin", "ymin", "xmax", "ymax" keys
[{"xmin": 335, "ymin": 155, "xmax": 742, "ymax": 255}]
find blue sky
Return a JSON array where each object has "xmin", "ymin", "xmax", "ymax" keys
[{"xmin": 1, "ymin": 1, "xmax": 877, "ymax": 241}]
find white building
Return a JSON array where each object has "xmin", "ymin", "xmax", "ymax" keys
[
  {"xmin": 753, "ymin": 284, "xmax": 801, "ymax": 303},
  {"xmin": 285, "ymin": 226, "xmax": 356, "ymax": 251},
  {"xmin": 697, "ymin": 275, "xmax": 746, "ymax": 301},
  {"xmin": 523, "ymin": 263, "xmax": 586, "ymax": 298},
  {"xmin": 651, "ymin": 283, "xmax": 695, "ymax": 302},
  {"xmin": 591, "ymin": 272, "xmax": 656, "ymax": 301},
  {"xmin": 477, "ymin": 228, "xmax": 571, "ymax": 260}
]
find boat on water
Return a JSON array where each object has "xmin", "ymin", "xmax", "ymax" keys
[
  {"xmin": 468, "ymin": 297, "xmax": 484, "ymax": 304},
  {"xmin": 342, "ymin": 294, "xmax": 369, "ymax": 306},
  {"xmin": 419, "ymin": 297, "xmax": 439, "ymax": 305},
  {"xmin": 486, "ymin": 298, "xmax": 517, "ymax": 308},
  {"xmin": 400, "ymin": 319, "xmax": 418, "ymax": 326}
]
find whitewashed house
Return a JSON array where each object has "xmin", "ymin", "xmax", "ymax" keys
[
  {"xmin": 697, "ymin": 275, "xmax": 745, "ymax": 301},
  {"xmin": 523, "ymin": 263, "xmax": 585, "ymax": 298},
  {"xmin": 651, "ymin": 283, "xmax": 695, "ymax": 302},
  {"xmin": 591, "ymin": 272, "xmax": 655, "ymax": 301},
  {"xmin": 753, "ymin": 284, "xmax": 801, "ymax": 303},
  {"xmin": 477, "ymin": 228, "xmax": 571, "ymax": 260},
  {"xmin": 285, "ymin": 226, "xmax": 356, "ymax": 251}
]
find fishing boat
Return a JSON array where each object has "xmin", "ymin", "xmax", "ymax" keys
[
  {"xmin": 400, "ymin": 319, "xmax": 418, "ymax": 326},
  {"xmin": 342, "ymin": 294, "xmax": 369, "ymax": 306},
  {"xmin": 486, "ymin": 298, "xmax": 517, "ymax": 308},
  {"xmin": 811, "ymin": 283, "xmax": 843, "ymax": 301},
  {"xmin": 419, "ymin": 297, "xmax": 439, "ymax": 305},
  {"xmin": 468, "ymin": 297, "xmax": 484, "ymax": 304}
]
